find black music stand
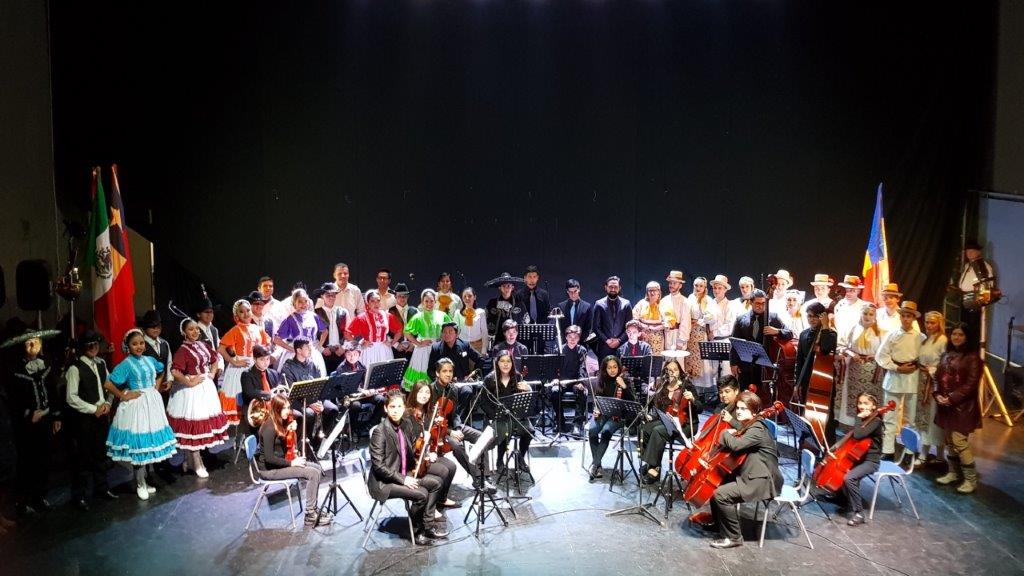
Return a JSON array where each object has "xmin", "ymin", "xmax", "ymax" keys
[
  {"xmin": 649, "ymin": 408, "xmax": 690, "ymax": 519},
  {"xmin": 782, "ymin": 407, "xmax": 832, "ymax": 520},
  {"xmin": 601, "ymin": 396, "xmax": 662, "ymax": 526},
  {"xmin": 620, "ymin": 355, "xmax": 653, "ymax": 398},
  {"xmin": 494, "ymin": 391, "xmax": 537, "ymax": 502},
  {"xmin": 520, "ymin": 323, "xmax": 556, "ymax": 355},
  {"xmin": 593, "ymin": 396, "xmax": 642, "ymax": 491},
  {"xmin": 700, "ymin": 339, "xmax": 732, "ymax": 383},
  {"xmin": 318, "ymin": 372, "xmax": 364, "ymax": 459},
  {"xmin": 365, "ymin": 358, "xmax": 407, "ymax": 390},
  {"xmin": 729, "ymin": 337, "xmax": 775, "ymax": 395},
  {"xmin": 288, "ymin": 378, "xmax": 328, "ymax": 456},
  {"xmin": 314, "ymin": 374, "xmax": 363, "ymax": 526},
  {"xmin": 523, "ymin": 354, "xmax": 560, "ymax": 436}
]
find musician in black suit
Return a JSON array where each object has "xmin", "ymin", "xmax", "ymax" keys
[
  {"xmin": 490, "ymin": 320, "xmax": 529, "ymax": 373},
  {"xmin": 554, "ymin": 325, "xmax": 590, "ymax": 432},
  {"xmin": 556, "ymin": 279, "xmax": 594, "ymax": 343},
  {"xmin": 592, "ymin": 276, "xmax": 633, "ymax": 359},
  {"xmin": 368, "ymin": 389, "xmax": 448, "ymax": 545},
  {"xmin": 239, "ymin": 345, "xmax": 284, "ymax": 434},
  {"xmin": 729, "ymin": 290, "xmax": 792, "ymax": 390},
  {"xmin": 517, "ymin": 265, "xmax": 552, "ymax": 325},
  {"xmin": 428, "ymin": 322, "xmax": 481, "ymax": 421},
  {"xmin": 708, "ymin": 390, "xmax": 784, "ymax": 549},
  {"xmin": 617, "ymin": 320, "xmax": 653, "ymax": 358},
  {"xmin": 794, "ymin": 302, "xmax": 838, "ymax": 438},
  {"xmin": 389, "ymin": 283, "xmax": 418, "ymax": 361}
]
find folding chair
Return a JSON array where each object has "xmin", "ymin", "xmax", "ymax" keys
[
  {"xmin": 867, "ymin": 426, "xmax": 921, "ymax": 521},
  {"xmin": 361, "ymin": 426, "xmax": 418, "ymax": 549},
  {"xmin": 757, "ymin": 448, "xmax": 819, "ymax": 549},
  {"xmin": 243, "ymin": 435, "xmax": 302, "ymax": 530}
]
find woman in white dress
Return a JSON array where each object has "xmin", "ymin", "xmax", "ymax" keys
[
  {"xmin": 454, "ymin": 287, "xmax": 489, "ymax": 355},
  {"xmin": 837, "ymin": 304, "xmax": 885, "ymax": 426},
  {"xmin": 916, "ymin": 311, "xmax": 948, "ymax": 465}
]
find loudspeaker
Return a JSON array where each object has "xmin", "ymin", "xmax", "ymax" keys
[{"xmin": 16, "ymin": 259, "xmax": 52, "ymax": 312}]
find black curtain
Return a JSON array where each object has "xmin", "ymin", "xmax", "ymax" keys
[{"xmin": 49, "ymin": 1, "xmax": 996, "ymax": 317}]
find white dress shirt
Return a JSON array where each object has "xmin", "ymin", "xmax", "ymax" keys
[
  {"xmin": 833, "ymin": 298, "xmax": 866, "ymax": 346},
  {"xmin": 65, "ymin": 355, "xmax": 112, "ymax": 415},
  {"xmin": 875, "ymin": 326, "xmax": 926, "ymax": 393},
  {"xmin": 336, "ymin": 283, "xmax": 365, "ymax": 318},
  {"xmin": 662, "ymin": 292, "xmax": 692, "ymax": 350},
  {"xmin": 712, "ymin": 297, "xmax": 736, "ymax": 339}
]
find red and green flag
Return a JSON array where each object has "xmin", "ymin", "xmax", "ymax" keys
[{"xmin": 87, "ymin": 165, "xmax": 136, "ymax": 362}]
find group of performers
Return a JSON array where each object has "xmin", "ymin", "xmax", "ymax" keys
[{"xmin": 0, "ymin": 251, "xmax": 993, "ymax": 545}]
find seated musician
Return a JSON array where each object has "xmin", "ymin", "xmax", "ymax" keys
[
  {"xmin": 552, "ymin": 324, "xmax": 589, "ymax": 433},
  {"xmin": 428, "ymin": 321, "xmax": 482, "ymax": 418},
  {"xmin": 255, "ymin": 394, "xmax": 332, "ymax": 526},
  {"xmin": 639, "ymin": 359, "xmax": 703, "ymax": 484},
  {"xmin": 707, "ymin": 391, "xmax": 783, "ymax": 549},
  {"xmin": 280, "ymin": 338, "xmax": 338, "ymax": 445},
  {"xmin": 730, "ymin": 289, "xmax": 793, "ymax": 390},
  {"xmin": 239, "ymin": 345, "xmax": 283, "ymax": 434},
  {"xmin": 793, "ymin": 302, "xmax": 839, "ymax": 439},
  {"xmin": 404, "ymin": 381, "xmax": 459, "ymax": 520},
  {"xmin": 705, "ymin": 374, "xmax": 743, "ymax": 422},
  {"xmin": 429, "ymin": 359, "xmax": 497, "ymax": 494},
  {"xmin": 617, "ymin": 320, "xmax": 653, "ymax": 358},
  {"xmin": 333, "ymin": 343, "xmax": 382, "ymax": 437},
  {"xmin": 587, "ymin": 355, "xmax": 635, "ymax": 480},
  {"xmin": 841, "ymin": 393, "xmax": 884, "ymax": 526},
  {"xmin": 490, "ymin": 320, "xmax": 529, "ymax": 373},
  {"xmin": 482, "ymin": 351, "xmax": 535, "ymax": 474},
  {"xmin": 368, "ymin": 389, "xmax": 448, "ymax": 545}
]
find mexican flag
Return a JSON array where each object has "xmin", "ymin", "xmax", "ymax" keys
[{"xmin": 87, "ymin": 165, "xmax": 136, "ymax": 362}]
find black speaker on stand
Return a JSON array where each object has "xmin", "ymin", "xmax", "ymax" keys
[{"xmin": 16, "ymin": 259, "xmax": 53, "ymax": 329}]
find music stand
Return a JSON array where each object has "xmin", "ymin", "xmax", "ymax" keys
[
  {"xmin": 649, "ymin": 408, "xmax": 690, "ymax": 518},
  {"xmin": 317, "ymin": 372, "xmax": 364, "ymax": 460},
  {"xmin": 523, "ymin": 354, "xmax": 560, "ymax": 436},
  {"xmin": 600, "ymin": 396, "xmax": 662, "ymax": 526},
  {"xmin": 785, "ymin": 407, "xmax": 823, "ymax": 473},
  {"xmin": 494, "ymin": 391, "xmax": 537, "ymax": 502},
  {"xmin": 620, "ymin": 355, "xmax": 653, "ymax": 399},
  {"xmin": 314, "ymin": 374, "xmax": 364, "ymax": 525},
  {"xmin": 700, "ymin": 339, "xmax": 731, "ymax": 383},
  {"xmin": 288, "ymin": 377, "xmax": 328, "ymax": 456},
  {"xmin": 520, "ymin": 323, "xmax": 556, "ymax": 355},
  {"xmin": 365, "ymin": 358, "xmax": 407, "ymax": 390}
]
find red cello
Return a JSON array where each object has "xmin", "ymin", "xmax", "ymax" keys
[
  {"xmin": 681, "ymin": 401, "xmax": 785, "ymax": 508},
  {"xmin": 674, "ymin": 384, "xmax": 757, "ymax": 481},
  {"xmin": 812, "ymin": 400, "xmax": 896, "ymax": 492}
]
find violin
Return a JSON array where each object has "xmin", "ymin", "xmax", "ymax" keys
[
  {"xmin": 812, "ymin": 400, "xmax": 896, "ymax": 492},
  {"xmin": 681, "ymin": 401, "xmax": 785, "ymax": 508},
  {"xmin": 284, "ymin": 416, "xmax": 297, "ymax": 461}
]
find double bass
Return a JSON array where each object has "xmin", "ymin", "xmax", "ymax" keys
[
  {"xmin": 793, "ymin": 308, "xmax": 838, "ymax": 447},
  {"xmin": 755, "ymin": 274, "xmax": 796, "ymax": 417},
  {"xmin": 682, "ymin": 401, "xmax": 785, "ymax": 508},
  {"xmin": 812, "ymin": 400, "xmax": 896, "ymax": 492}
]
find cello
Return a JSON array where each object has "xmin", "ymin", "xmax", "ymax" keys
[
  {"xmin": 681, "ymin": 401, "xmax": 785, "ymax": 508},
  {"xmin": 812, "ymin": 400, "xmax": 896, "ymax": 492},
  {"xmin": 674, "ymin": 383, "xmax": 756, "ymax": 481}
]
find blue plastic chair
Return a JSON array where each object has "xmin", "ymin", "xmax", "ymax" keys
[
  {"xmin": 244, "ymin": 435, "xmax": 302, "ymax": 530},
  {"xmin": 763, "ymin": 417, "xmax": 778, "ymax": 440},
  {"xmin": 867, "ymin": 427, "xmax": 921, "ymax": 521}
]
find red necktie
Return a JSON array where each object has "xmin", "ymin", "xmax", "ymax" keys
[{"xmin": 261, "ymin": 370, "xmax": 270, "ymax": 392}]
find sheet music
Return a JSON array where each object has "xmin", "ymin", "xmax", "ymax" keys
[{"xmin": 467, "ymin": 425, "xmax": 494, "ymax": 463}]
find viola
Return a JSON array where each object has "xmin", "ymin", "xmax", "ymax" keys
[
  {"xmin": 681, "ymin": 401, "xmax": 785, "ymax": 508},
  {"xmin": 812, "ymin": 400, "xmax": 896, "ymax": 492},
  {"xmin": 428, "ymin": 395, "xmax": 455, "ymax": 456}
]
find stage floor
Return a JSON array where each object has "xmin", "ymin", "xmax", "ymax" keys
[{"xmin": 4, "ymin": 417, "xmax": 1023, "ymax": 576}]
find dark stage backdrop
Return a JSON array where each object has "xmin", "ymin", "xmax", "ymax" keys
[{"xmin": 49, "ymin": 2, "xmax": 995, "ymax": 316}]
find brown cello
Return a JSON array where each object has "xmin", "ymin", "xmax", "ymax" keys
[
  {"xmin": 812, "ymin": 400, "xmax": 896, "ymax": 491},
  {"xmin": 681, "ymin": 401, "xmax": 785, "ymax": 508}
]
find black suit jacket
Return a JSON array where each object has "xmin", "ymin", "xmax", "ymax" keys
[
  {"xmin": 240, "ymin": 366, "xmax": 283, "ymax": 409},
  {"xmin": 427, "ymin": 338, "xmax": 482, "ymax": 380},
  {"xmin": 516, "ymin": 286, "xmax": 552, "ymax": 324},
  {"xmin": 556, "ymin": 298, "xmax": 593, "ymax": 341},
  {"xmin": 592, "ymin": 296, "xmax": 633, "ymax": 358},
  {"xmin": 729, "ymin": 310, "xmax": 793, "ymax": 365},
  {"xmin": 718, "ymin": 419, "xmax": 783, "ymax": 500},
  {"xmin": 368, "ymin": 417, "xmax": 420, "ymax": 501}
]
